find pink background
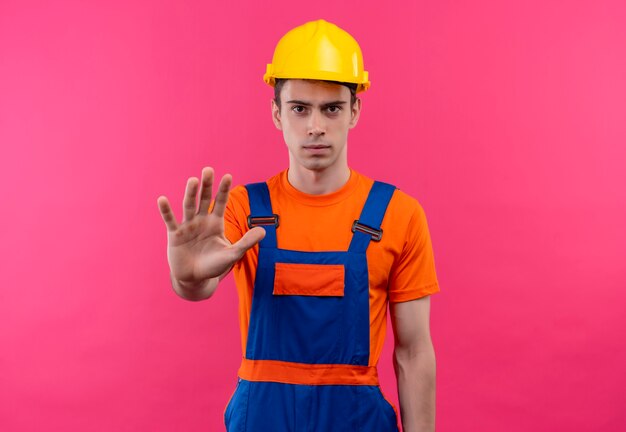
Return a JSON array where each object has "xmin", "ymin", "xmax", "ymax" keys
[{"xmin": 1, "ymin": 1, "xmax": 625, "ymax": 431}]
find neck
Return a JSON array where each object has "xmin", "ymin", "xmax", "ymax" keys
[{"xmin": 287, "ymin": 163, "xmax": 351, "ymax": 195}]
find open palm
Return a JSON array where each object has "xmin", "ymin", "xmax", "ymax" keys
[{"xmin": 157, "ymin": 167, "xmax": 265, "ymax": 285}]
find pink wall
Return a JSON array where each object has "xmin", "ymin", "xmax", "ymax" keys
[{"xmin": 1, "ymin": 1, "xmax": 625, "ymax": 431}]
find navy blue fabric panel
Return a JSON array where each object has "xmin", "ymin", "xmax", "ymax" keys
[
  {"xmin": 268, "ymin": 292, "xmax": 346, "ymax": 363},
  {"xmin": 244, "ymin": 182, "xmax": 277, "ymax": 249},
  {"xmin": 225, "ymin": 380, "xmax": 399, "ymax": 432},
  {"xmin": 346, "ymin": 251, "xmax": 370, "ymax": 365},
  {"xmin": 354, "ymin": 386, "xmax": 400, "ymax": 432},
  {"xmin": 349, "ymin": 181, "xmax": 396, "ymax": 253},
  {"xmin": 358, "ymin": 181, "xmax": 396, "ymax": 229},
  {"xmin": 224, "ymin": 378, "xmax": 250, "ymax": 432},
  {"xmin": 244, "ymin": 182, "xmax": 273, "ymax": 215},
  {"xmin": 244, "ymin": 250, "xmax": 275, "ymax": 360}
]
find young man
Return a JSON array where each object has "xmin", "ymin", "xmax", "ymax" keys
[{"xmin": 157, "ymin": 19, "xmax": 439, "ymax": 432}]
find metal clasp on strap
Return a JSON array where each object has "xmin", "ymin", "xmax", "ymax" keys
[
  {"xmin": 247, "ymin": 214, "xmax": 280, "ymax": 229},
  {"xmin": 351, "ymin": 220, "xmax": 383, "ymax": 242}
]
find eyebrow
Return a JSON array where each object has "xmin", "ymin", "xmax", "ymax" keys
[{"xmin": 285, "ymin": 100, "xmax": 348, "ymax": 107}]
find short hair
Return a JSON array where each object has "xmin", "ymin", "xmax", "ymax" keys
[{"xmin": 273, "ymin": 78, "xmax": 358, "ymax": 111}]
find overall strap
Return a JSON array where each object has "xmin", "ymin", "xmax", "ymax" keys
[
  {"xmin": 348, "ymin": 181, "xmax": 396, "ymax": 253},
  {"xmin": 245, "ymin": 182, "xmax": 278, "ymax": 249}
]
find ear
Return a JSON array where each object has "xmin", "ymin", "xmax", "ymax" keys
[
  {"xmin": 271, "ymin": 99, "xmax": 282, "ymax": 131},
  {"xmin": 348, "ymin": 97, "xmax": 362, "ymax": 129}
]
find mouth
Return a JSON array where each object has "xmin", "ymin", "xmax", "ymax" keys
[
  {"xmin": 303, "ymin": 144, "xmax": 331, "ymax": 154},
  {"xmin": 303, "ymin": 144, "xmax": 331, "ymax": 150}
]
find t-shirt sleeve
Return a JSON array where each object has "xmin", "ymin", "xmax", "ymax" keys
[
  {"xmin": 223, "ymin": 185, "xmax": 248, "ymax": 245},
  {"xmin": 388, "ymin": 202, "xmax": 440, "ymax": 303}
]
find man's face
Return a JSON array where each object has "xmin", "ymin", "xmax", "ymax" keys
[{"xmin": 271, "ymin": 79, "xmax": 361, "ymax": 173}]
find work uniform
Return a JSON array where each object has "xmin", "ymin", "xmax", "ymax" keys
[{"xmin": 223, "ymin": 169, "xmax": 440, "ymax": 432}]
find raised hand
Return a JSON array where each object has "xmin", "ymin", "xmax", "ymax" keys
[{"xmin": 157, "ymin": 167, "xmax": 265, "ymax": 287}]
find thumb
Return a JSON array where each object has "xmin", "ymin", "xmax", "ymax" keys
[{"xmin": 232, "ymin": 226, "xmax": 266, "ymax": 256}]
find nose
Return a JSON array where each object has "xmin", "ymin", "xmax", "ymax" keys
[{"xmin": 307, "ymin": 110, "xmax": 325, "ymax": 137}]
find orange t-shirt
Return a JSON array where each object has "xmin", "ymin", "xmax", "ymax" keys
[{"xmin": 224, "ymin": 168, "xmax": 440, "ymax": 367}]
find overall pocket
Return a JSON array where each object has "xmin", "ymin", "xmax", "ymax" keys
[{"xmin": 269, "ymin": 262, "xmax": 347, "ymax": 363}]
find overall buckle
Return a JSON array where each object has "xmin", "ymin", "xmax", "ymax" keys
[
  {"xmin": 351, "ymin": 220, "xmax": 383, "ymax": 242},
  {"xmin": 247, "ymin": 214, "xmax": 280, "ymax": 229}
]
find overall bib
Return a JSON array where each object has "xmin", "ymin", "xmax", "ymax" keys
[{"xmin": 224, "ymin": 180, "xmax": 400, "ymax": 432}]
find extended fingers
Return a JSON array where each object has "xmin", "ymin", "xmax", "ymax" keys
[
  {"xmin": 182, "ymin": 177, "xmax": 200, "ymax": 222},
  {"xmin": 157, "ymin": 196, "xmax": 178, "ymax": 231},
  {"xmin": 197, "ymin": 167, "xmax": 214, "ymax": 215}
]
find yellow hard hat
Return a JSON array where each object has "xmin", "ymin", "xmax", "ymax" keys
[{"xmin": 263, "ymin": 19, "xmax": 370, "ymax": 93}]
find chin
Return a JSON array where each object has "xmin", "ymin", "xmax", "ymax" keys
[
  {"xmin": 302, "ymin": 161, "xmax": 327, "ymax": 171},
  {"xmin": 306, "ymin": 159, "xmax": 338, "ymax": 172}
]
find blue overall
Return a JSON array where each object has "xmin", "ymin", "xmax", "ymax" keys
[{"xmin": 224, "ymin": 181, "xmax": 400, "ymax": 432}]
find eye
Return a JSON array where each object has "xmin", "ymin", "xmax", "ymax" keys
[
  {"xmin": 291, "ymin": 105, "xmax": 307, "ymax": 114},
  {"xmin": 326, "ymin": 105, "xmax": 342, "ymax": 114}
]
